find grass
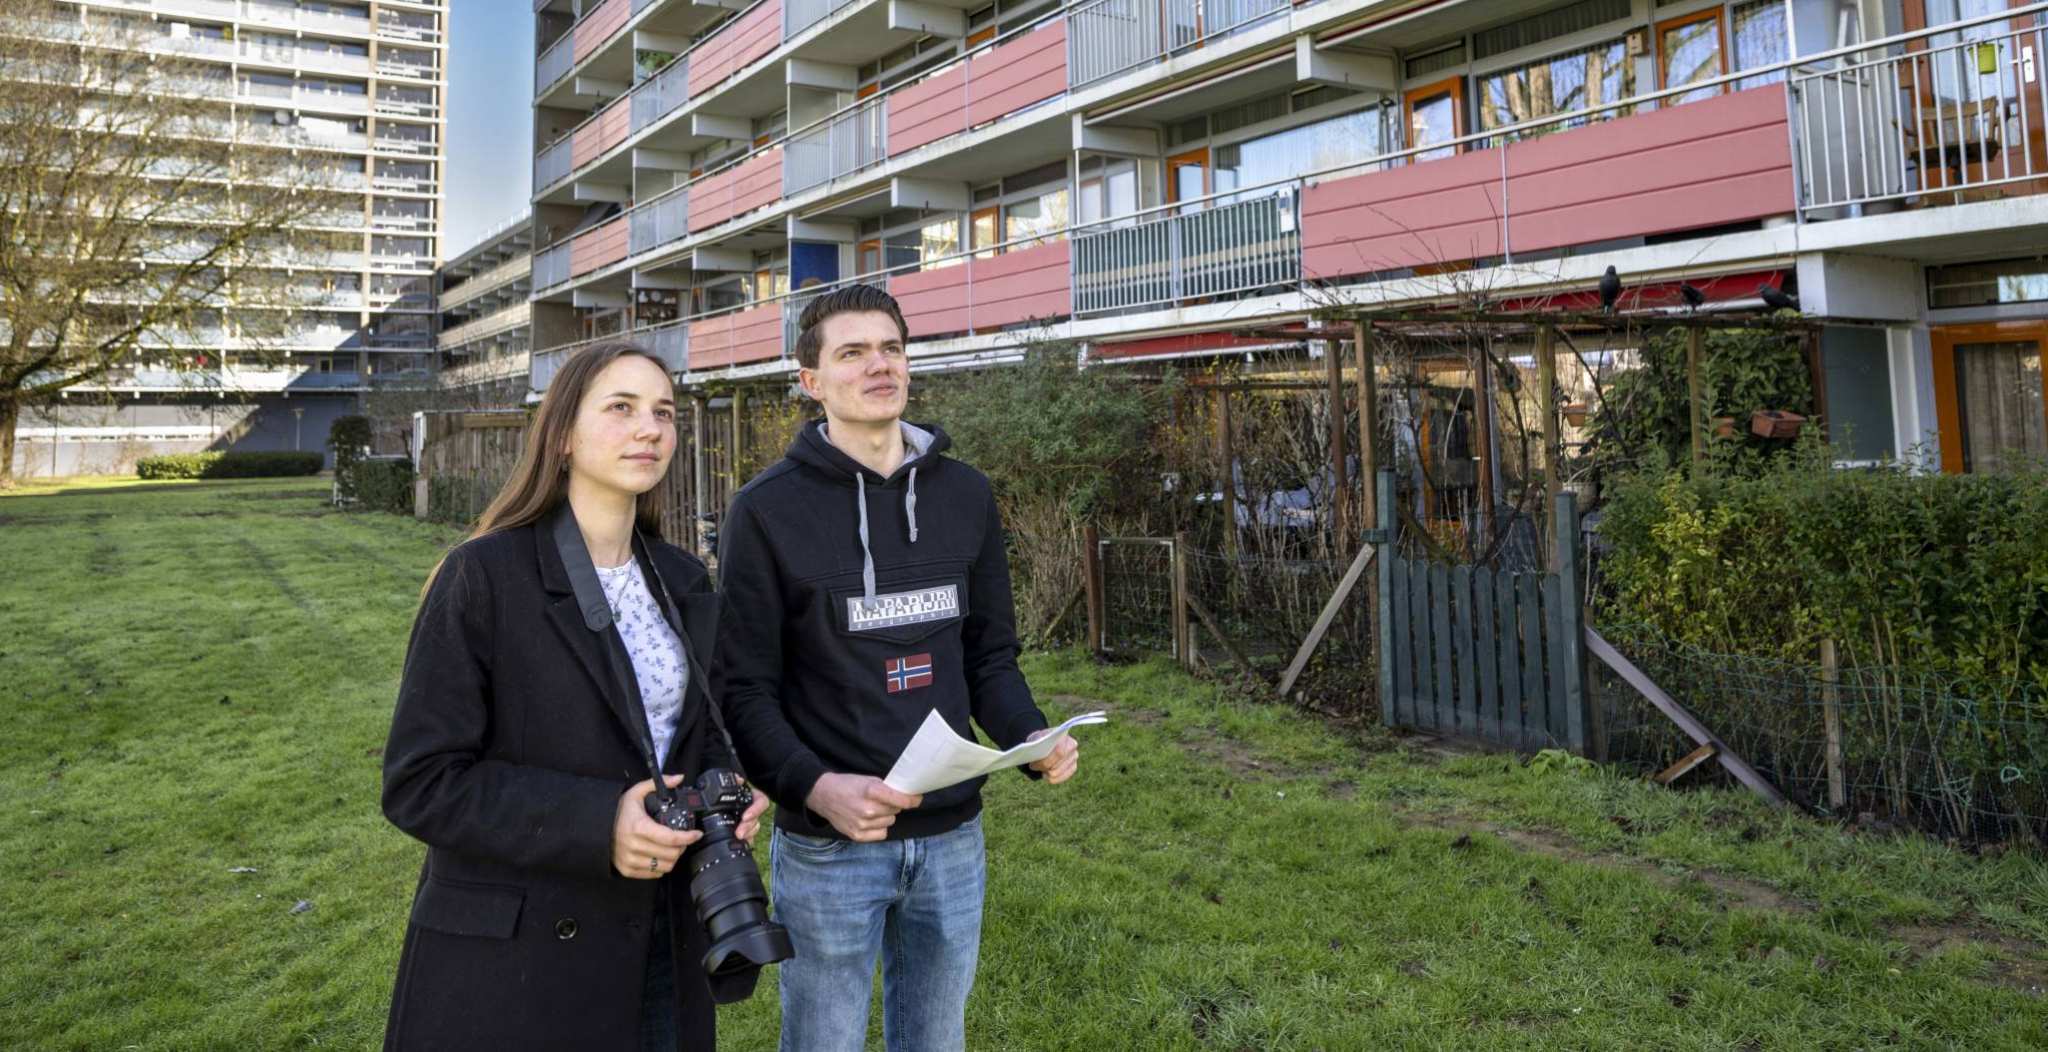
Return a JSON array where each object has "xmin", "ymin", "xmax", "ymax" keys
[{"xmin": 2, "ymin": 477, "xmax": 2045, "ymax": 1049}]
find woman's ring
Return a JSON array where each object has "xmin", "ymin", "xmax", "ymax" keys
[{"xmin": 648, "ymin": 856, "xmax": 659, "ymax": 873}]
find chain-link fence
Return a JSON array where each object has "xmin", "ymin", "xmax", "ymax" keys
[{"xmin": 1594, "ymin": 623, "xmax": 2048, "ymax": 844}]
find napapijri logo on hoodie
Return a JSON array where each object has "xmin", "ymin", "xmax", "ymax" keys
[{"xmin": 846, "ymin": 584, "xmax": 960, "ymax": 631}]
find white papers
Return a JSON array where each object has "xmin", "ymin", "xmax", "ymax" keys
[{"xmin": 883, "ymin": 709, "xmax": 1107, "ymax": 795}]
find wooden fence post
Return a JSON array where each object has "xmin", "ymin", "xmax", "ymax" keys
[
  {"xmin": 1082, "ymin": 524, "xmax": 1104, "ymax": 658},
  {"xmin": 1822, "ymin": 639, "xmax": 1846, "ymax": 812},
  {"xmin": 1537, "ymin": 325, "xmax": 1560, "ymax": 514},
  {"xmin": 691, "ymin": 394, "xmax": 710, "ymax": 555},
  {"xmin": 1171, "ymin": 531, "xmax": 1192, "ymax": 671},
  {"xmin": 1553, "ymin": 489, "xmax": 1589, "ymax": 755},
  {"xmin": 1325, "ymin": 340, "xmax": 1349, "ymax": 543},
  {"xmin": 1375, "ymin": 469, "xmax": 1397, "ymax": 728},
  {"xmin": 1686, "ymin": 327, "xmax": 1706, "ymax": 465},
  {"xmin": 1214, "ymin": 388, "xmax": 1238, "ymax": 562}
]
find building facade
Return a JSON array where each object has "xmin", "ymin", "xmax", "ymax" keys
[
  {"xmin": 524, "ymin": 0, "xmax": 2047, "ymax": 478},
  {"xmin": 436, "ymin": 213, "xmax": 535, "ymax": 407},
  {"xmin": 12, "ymin": 0, "xmax": 446, "ymax": 477}
]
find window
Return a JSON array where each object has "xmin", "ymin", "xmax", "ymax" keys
[
  {"xmin": 1657, "ymin": 8, "xmax": 1726, "ymax": 104},
  {"xmin": 1730, "ymin": 0, "xmax": 1789, "ymax": 88},
  {"xmin": 1077, "ymin": 156, "xmax": 1139, "ymax": 226},
  {"xmin": 1004, "ymin": 187, "xmax": 1068, "ymax": 246},
  {"xmin": 1214, "ymin": 108, "xmax": 1386, "ymax": 199},
  {"xmin": 1404, "ymin": 77, "xmax": 1465, "ymax": 160},
  {"xmin": 1477, "ymin": 37, "xmax": 1636, "ymax": 141}
]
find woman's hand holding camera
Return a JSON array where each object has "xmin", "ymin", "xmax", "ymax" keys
[{"xmin": 614, "ymin": 775, "xmax": 701, "ymax": 879}]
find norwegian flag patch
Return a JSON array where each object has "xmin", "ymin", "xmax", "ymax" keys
[{"xmin": 885, "ymin": 653, "xmax": 934, "ymax": 694}]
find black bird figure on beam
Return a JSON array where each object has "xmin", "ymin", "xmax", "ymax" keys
[
  {"xmin": 1679, "ymin": 283, "xmax": 1705, "ymax": 313},
  {"xmin": 1599, "ymin": 265, "xmax": 1621, "ymax": 314},
  {"xmin": 1759, "ymin": 284, "xmax": 1799, "ymax": 312}
]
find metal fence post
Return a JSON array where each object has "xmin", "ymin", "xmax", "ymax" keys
[
  {"xmin": 1375, "ymin": 469, "xmax": 1396, "ymax": 728},
  {"xmin": 1082, "ymin": 523, "xmax": 1104, "ymax": 657},
  {"xmin": 1553, "ymin": 489, "xmax": 1588, "ymax": 755}
]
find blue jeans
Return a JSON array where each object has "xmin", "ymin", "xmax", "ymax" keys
[{"xmin": 771, "ymin": 816, "xmax": 986, "ymax": 1052}]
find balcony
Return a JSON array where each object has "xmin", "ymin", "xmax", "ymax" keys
[
  {"xmin": 892, "ymin": 240, "xmax": 1070, "ymax": 337},
  {"xmin": 1073, "ymin": 192, "xmax": 1297, "ymax": 315},
  {"xmin": 441, "ymin": 353, "xmax": 531, "ymax": 389},
  {"xmin": 373, "ymin": 175, "xmax": 436, "ymax": 194},
  {"xmin": 784, "ymin": 0, "xmax": 857, "ymax": 39},
  {"xmin": 784, "ymin": 97, "xmax": 885, "ymax": 196},
  {"xmin": 535, "ymin": 138, "xmax": 573, "ymax": 190},
  {"xmin": 441, "ymin": 302, "xmax": 533, "ymax": 348},
  {"xmin": 301, "ymin": 11, "xmax": 374, "ymax": 38},
  {"xmin": 374, "ymin": 134, "xmax": 439, "ymax": 157},
  {"xmin": 372, "ymin": 212, "xmax": 437, "ymax": 232},
  {"xmin": 630, "ymin": 57, "xmax": 690, "ymax": 134},
  {"xmin": 1790, "ymin": 15, "xmax": 2048, "ymax": 218},
  {"xmin": 886, "ymin": 20, "xmax": 1067, "ymax": 156},
  {"xmin": 1066, "ymin": 0, "xmax": 1290, "ymax": 88},
  {"xmin": 688, "ymin": 304, "xmax": 780, "ymax": 369},
  {"xmin": 687, "ymin": 0, "xmax": 782, "ymax": 100},
  {"xmin": 377, "ymin": 14, "xmax": 442, "ymax": 45},
  {"xmin": 376, "ymin": 60, "xmax": 438, "ymax": 81},
  {"xmin": 533, "ymin": 241, "xmax": 572, "ymax": 289},
  {"xmin": 629, "ymin": 190, "xmax": 689, "ymax": 255},
  {"xmin": 441, "ymin": 256, "xmax": 534, "ymax": 312},
  {"xmin": 531, "ymin": 345, "xmax": 569, "ymax": 392},
  {"xmin": 688, "ymin": 147, "xmax": 781, "ymax": 234},
  {"xmin": 536, "ymin": 34, "xmax": 575, "ymax": 94},
  {"xmin": 303, "ymin": 92, "xmax": 372, "ymax": 115},
  {"xmin": 158, "ymin": 0, "xmax": 237, "ymax": 18},
  {"xmin": 568, "ymin": 214, "xmax": 630, "ymax": 280},
  {"xmin": 298, "ymin": 50, "xmax": 374, "ymax": 77},
  {"xmin": 153, "ymin": 34, "xmax": 237, "ymax": 60}
]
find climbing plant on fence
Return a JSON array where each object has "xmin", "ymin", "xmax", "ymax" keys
[{"xmin": 1591, "ymin": 326, "xmax": 1815, "ymax": 476}]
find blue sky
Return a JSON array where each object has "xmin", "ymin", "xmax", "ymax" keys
[{"xmin": 442, "ymin": 2, "xmax": 535, "ymax": 258}]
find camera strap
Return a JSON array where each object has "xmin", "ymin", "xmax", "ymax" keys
[
  {"xmin": 552, "ymin": 506, "xmax": 669, "ymax": 791},
  {"xmin": 550, "ymin": 504, "xmax": 747, "ymax": 793}
]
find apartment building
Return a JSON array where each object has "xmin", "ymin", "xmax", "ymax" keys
[
  {"xmin": 436, "ymin": 214, "xmax": 535, "ymax": 406},
  {"xmin": 12, "ymin": 0, "xmax": 446, "ymax": 476},
  {"xmin": 527, "ymin": 0, "xmax": 2048, "ymax": 477}
]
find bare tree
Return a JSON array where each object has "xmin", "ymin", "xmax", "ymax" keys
[{"xmin": 0, "ymin": 2, "xmax": 335, "ymax": 485}]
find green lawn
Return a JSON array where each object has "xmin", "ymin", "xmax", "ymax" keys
[{"xmin": 3, "ymin": 478, "xmax": 2045, "ymax": 1049}]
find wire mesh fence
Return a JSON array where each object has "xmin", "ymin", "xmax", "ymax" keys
[
  {"xmin": 1099, "ymin": 538, "xmax": 1177, "ymax": 656},
  {"xmin": 1594, "ymin": 623, "xmax": 2048, "ymax": 845}
]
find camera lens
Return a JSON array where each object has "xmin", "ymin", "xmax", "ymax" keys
[{"xmin": 682, "ymin": 775, "xmax": 794, "ymax": 975}]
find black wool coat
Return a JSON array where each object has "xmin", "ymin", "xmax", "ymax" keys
[{"xmin": 381, "ymin": 520, "xmax": 756, "ymax": 1051}]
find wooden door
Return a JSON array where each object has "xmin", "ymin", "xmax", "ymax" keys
[
  {"xmin": 1931, "ymin": 321, "xmax": 2048, "ymax": 473},
  {"xmin": 1403, "ymin": 76, "xmax": 1466, "ymax": 161}
]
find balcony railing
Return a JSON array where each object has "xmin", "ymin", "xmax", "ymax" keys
[
  {"xmin": 631, "ymin": 57, "xmax": 690, "ymax": 133},
  {"xmin": 783, "ymin": 97, "xmax": 886, "ymax": 196},
  {"xmin": 301, "ymin": 11, "xmax": 373, "ymax": 37},
  {"xmin": 785, "ymin": 0, "xmax": 855, "ymax": 39},
  {"xmin": 1067, "ymin": 0, "xmax": 1289, "ymax": 87},
  {"xmin": 441, "ymin": 303, "xmax": 533, "ymax": 347},
  {"xmin": 1072, "ymin": 190, "xmax": 1299, "ymax": 315},
  {"xmin": 536, "ymin": 33, "xmax": 574, "ymax": 93},
  {"xmin": 535, "ymin": 138, "xmax": 572, "ymax": 190},
  {"xmin": 531, "ymin": 345, "xmax": 569, "ymax": 391},
  {"xmin": 441, "ymin": 353, "xmax": 532, "ymax": 388},
  {"xmin": 534, "ymin": 242, "xmax": 572, "ymax": 289},
  {"xmin": 297, "ymin": 50, "xmax": 373, "ymax": 76},
  {"xmin": 377, "ymin": 59, "xmax": 436, "ymax": 80},
  {"xmin": 375, "ymin": 135, "xmax": 438, "ymax": 157},
  {"xmin": 629, "ymin": 190, "xmax": 690, "ymax": 254},
  {"xmin": 159, "ymin": 0, "xmax": 237, "ymax": 18},
  {"xmin": 1790, "ymin": 9, "xmax": 2048, "ymax": 216}
]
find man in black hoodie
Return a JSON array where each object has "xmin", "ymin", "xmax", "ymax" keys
[{"xmin": 712, "ymin": 284, "xmax": 1078, "ymax": 1052}]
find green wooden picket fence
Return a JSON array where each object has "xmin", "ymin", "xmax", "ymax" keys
[{"xmin": 1373, "ymin": 471, "xmax": 1592, "ymax": 755}]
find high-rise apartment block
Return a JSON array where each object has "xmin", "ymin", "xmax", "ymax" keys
[
  {"xmin": 527, "ymin": 0, "xmax": 2042, "ymax": 475},
  {"xmin": 14, "ymin": 0, "xmax": 445, "ymax": 474}
]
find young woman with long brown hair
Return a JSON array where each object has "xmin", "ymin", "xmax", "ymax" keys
[{"xmin": 379, "ymin": 342, "xmax": 768, "ymax": 1051}]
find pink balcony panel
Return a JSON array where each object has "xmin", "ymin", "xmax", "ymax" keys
[
  {"xmin": 1302, "ymin": 85, "xmax": 1796, "ymax": 279},
  {"xmin": 689, "ymin": 304, "xmax": 783, "ymax": 369},
  {"xmin": 889, "ymin": 20, "xmax": 1065, "ymax": 157},
  {"xmin": 688, "ymin": 167, "xmax": 737, "ymax": 232},
  {"xmin": 572, "ymin": 0, "xmax": 630, "ymax": 64},
  {"xmin": 687, "ymin": 148, "xmax": 781, "ymax": 233},
  {"xmin": 965, "ymin": 22, "xmax": 1065, "ymax": 129},
  {"xmin": 571, "ymin": 98, "xmax": 630, "ymax": 168},
  {"xmin": 890, "ymin": 241, "xmax": 1070, "ymax": 337},
  {"xmin": 730, "ymin": 147, "xmax": 782, "ymax": 217},
  {"xmin": 887, "ymin": 66, "xmax": 966, "ymax": 156},
  {"xmin": 687, "ymin": 0, "xmax": 782, "ymax": 99},
  {"xmin": 569, "ymin": 216, "xmax": 628, "ymax": 277}
]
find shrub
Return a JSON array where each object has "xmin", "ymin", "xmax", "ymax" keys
[
  {"xmin": 1598, "ymin": 455, "xmax": 2048, "ymax": 691},
  {"xmin": 327, "ymin": 415, "xmax": 374, "ymax": 505},
  {"xmin": 354, "ymin": 456, "xmax": 415, "ymax": 516},
  {"xmin": 136, "ymin": 452, "xmax": 323, "ymax": 480}
]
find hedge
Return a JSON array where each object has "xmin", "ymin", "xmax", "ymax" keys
[
  {"xmin": 1598, "ymin": 456, "xmax": 2048, "ymax": 691},
  {"xmin": 354, "ymin": 457, "xmax": 415, "ymax": 516},
  {"xmin": 136, "ymin": 452, "xmax": 324, "ymax": 480}
]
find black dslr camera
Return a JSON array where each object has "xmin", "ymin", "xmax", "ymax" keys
[{"xmin": 646, "ymin": 768, "xmax": 796, "ymax": 976}]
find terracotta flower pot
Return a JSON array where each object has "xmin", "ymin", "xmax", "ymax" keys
[
  {"xmin": 1711, "ymin": 416, "xmax": 1736, "ymax": 439},
  {"xmin": 1562, "ymin": 403, "xmax": 1590, "ymax": 427}
]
